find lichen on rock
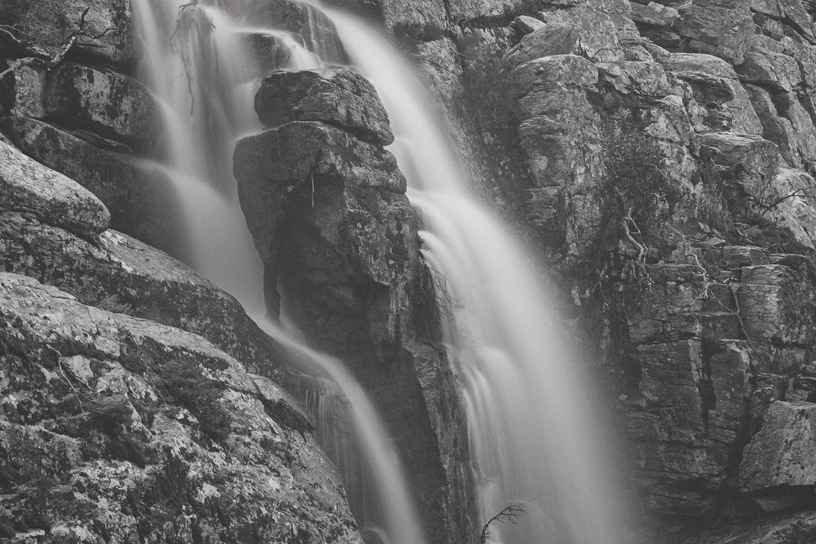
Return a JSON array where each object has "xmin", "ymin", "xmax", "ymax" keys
[{"xmin": 0, "ymin": 272, "xmax": 363, "ymax": 544}]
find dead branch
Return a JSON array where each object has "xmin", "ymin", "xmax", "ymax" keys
[
  {"xmin": 755, "ymin": 188, "xmax": 816, "ymax": 218},
  {"xmin": 0, "ymin": 6, "xmax": 113, "ymax": 79},
  {"xmin": 44, "ymin": 7, "xmax": 114, "ymax": 68},
  {"xmin": 621, "ymin": 211, "xmax": 646, "ymax": 264},
  {"xmin": 0, "ymin": 57, "xmax": 37, "ymax": 80},
  {"xmin": 480, "ymin": 501, "xmax": 532, "ymax": 544},
  {"xmin": 169, "ymin": 1, "xmax": 215, "ymax": 115}
]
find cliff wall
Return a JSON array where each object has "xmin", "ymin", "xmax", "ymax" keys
[{"xmin": 333, "ymin": 0, "xmax": 816, "ymax": 540}]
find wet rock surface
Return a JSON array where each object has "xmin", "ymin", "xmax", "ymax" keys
[
  {"xmin": 9, "ymin": 0, "xmax": 816, "ymax": 540},
  {"xmin": 43, "ymin": 63, "xmax": 158, "ymax": 146},
  {"xmin": 245, "ymin": 0, "xmax": 347, "ymax": 63},
  {"xmin": 0, "ymin": 5, "xmax": 368, "ymax": 538},
  {"xmin": 235, "ymin": 78, "xmax": 473, "ymax": 544},
  {"xmin": 0, "ymin": 116, "xmax": 176, "ymax": 250}
]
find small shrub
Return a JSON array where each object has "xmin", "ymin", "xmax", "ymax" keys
[
  {"xmin": 154, "ymin": 360, "xmax": 232, "ymax": 442},
  {"xmin": 459, "ymin": 32, "xmax": 515, "ymax": 131},
  {"xmin": 586, "ymin": 125, "xmax": 690, "ymax": 307},
  {"xmin": 97, "ymin": 294, "xmax": 132, "ymax": 314},
  {"xmin": 598, "ymin": 125, "xmax": 690, "ymax": 245}
]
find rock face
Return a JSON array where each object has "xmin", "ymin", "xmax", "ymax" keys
[
  {"xmin": 0, "ymin": 212, "xmax": 287, "ymax": 383},
  {"xmin": 332, "ymin": 0, "xmax": 816, "ymax": 539},
  {"xmin": 0, "ymin": 9, "xmax": 368, "ymax": 538},
  {"xmin": 244, "ymin": 0, "xmax": 347, "ymax": 63},
  {"xmin": 0, "ymin": 116, "xmax": 177, "ymax": 250},
  {"xmin": 255, "ymin": 67, "xmax": 394, "ymax": 145},
  {"xmin": 0, "ymin": 13, "xmax": 170, "ymax": 250},
  {"xmin": 741, "ymin": 401, "xmax": 816, "ymax": 492},
  {"xmin": 0, "ymin": 140, "xmax": 109, "ymax": 236},
  {"xmin": 43, "ymin": 63, "xmax": 158, "ymax": 146},
  {"xmin": 0, "ymin": 272, "xmax": 362, "ymax": 544},
  {"xmin": 10, "ymin": 0, "xmax": 816, "ymax": 540},
  {"xmin": 235, "ymin": 72, "xmax": 473, "ymax": 544},
  {"xmin": 0, "ymin": 0, "xmax": 135, "ymax": 65}
]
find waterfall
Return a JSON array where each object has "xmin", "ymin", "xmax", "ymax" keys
[
  {"xmin": 131, "ymin": 0, "xmax": 264, "ymax": 310},
  {"xmin": 258, "ymin": 321, "xmax": 426, "ymax": 544},
  {"xmin": 322, "ymin": 8, "xmax": 627, "ymax": 544},
  {"xmin": 133, "ymin": 0, "xmax": 628, "ymax": 541},
  {"xmin": 131, "ymin": 2, "xmax": 426, "ymax": 543}
]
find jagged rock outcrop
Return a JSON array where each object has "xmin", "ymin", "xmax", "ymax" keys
[
  {"xmin": 235, "ymin": 67, "xmax": 473, "ymax": 544},
  {"xmin": 0, "ymin": 3, "xmax": 380, "ymax": 536},
  {"xmin": 11, "ymin": 0, "xmax": 816, "ymax": 540},
  {"xmin": 255, "ymin": 67, "xmax": 394, "ymax": 145},
  {"xmin": 0, "ymin": 211, "xmax": 289, "ymax": 383},
  {"xmin": 741, "ymin": 401, "xmax": 816, "ymax": 492},
  {"xmin": 0, "ymin": 7, "xmax": 171, "ymax": 251},
  {"xmin": 243, "ymin": 0, "xmax": 347, "ymax": 63},
  {"xmin": 2, "ymin": 61, "xmax": 157, "ymax": 147},
  {"xmin": 43, "ymin": 62, "xmax": 158, "ymax": 146}
]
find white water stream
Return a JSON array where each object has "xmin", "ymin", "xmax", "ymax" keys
[
  {"xmin": 132, "ymin": 2, "xmax": 425, "ymax": 543},
  {"xmin": 323, "ymin": 9, "xmax": 627, "ymax": 544}
]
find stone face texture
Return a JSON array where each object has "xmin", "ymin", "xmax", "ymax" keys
[
  {"xmin": 0, "ymin": 63, "xmax": 48, "ymax": 119},
  {"xmin": 0, "ymin": 272, "xmax": 363, "ymax": 544},
  {"xmin": 741, "ymin": 402, "xmax": 816, "ymax": 491},
  {"xmin": 234, "ymin": 121, "xmax": 406, "ymax": 304},
  {"xmin": 0, "ymin": 140, "xmax": 109, "ymax": 236},
  {"xmin": 503, "ymin": 24, "xmax": 583, "ymax": 70},
  {"xmin": 466, "ymin": 0, "xmax": 816, "ymax": 525},
  {"xmin": 662, "ymin": 53, "xmax": 763, "ymax": 134},
  {"xmin": 509, "ymin": 54, "xmax": 603, "ymax": 257},
  {"xmin": 9, "ymin": 0, "xmax": 816, "ymax": 539},
  {"xmin": 43, "ymin": 63, "xmax": 158, "ymax": 145},
  {"xmin": 675, "ymin": 0, "xmax": 755, "ymax": 63},
  {"xmin": 738, "ymin": 264, "xmax": 816, "ymax": 344},
  {"xmin": 245, "ymin": 0, "xmax": 347, "ymax": 63},
  {"xmin": 255, "ymin": 67, "xmax": 394, "ymax": 145},
  {"xmin": 0, "ymin": 8, "xmax": 372, "ymax": 537}
]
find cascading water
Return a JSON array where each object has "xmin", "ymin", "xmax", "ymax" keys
[
  {"xmin": 132, "ymin": 0, "xmax": 264, "ymax": 309},
  {"xmin": 322, "ymin": 8, "xmax": 628, "ymax": 544},
  {"xmin": 132, "ymin": 2, "xmax": 426, "ymax": 543},
  {"xmin": 258, "ymin": 322, "xmax": 426, "ymax": 544},
  {"xmin": 134, "ymin": 0, "xmax": 628, "ymax": 541}
]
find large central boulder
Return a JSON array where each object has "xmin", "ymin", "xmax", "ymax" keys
[{"xmin": 234, "ymin": 67, "xmax": 473, "ymax": 544}]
